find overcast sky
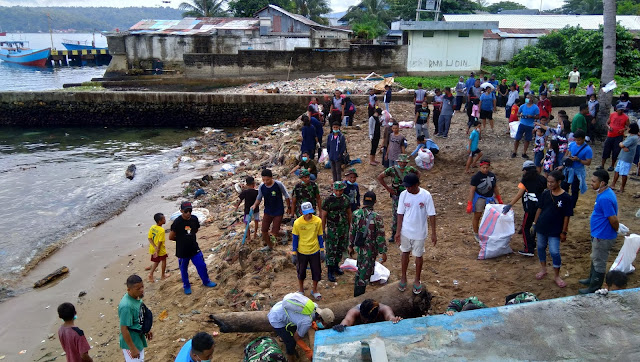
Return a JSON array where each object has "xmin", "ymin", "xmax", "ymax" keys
[{"xmin": 0, "ymin": 0, "xmax": 561, "ymax": 14}]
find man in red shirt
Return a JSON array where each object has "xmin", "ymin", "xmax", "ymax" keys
[
  {"xmin": 57, "ymin": 302, "xmax": 93, "ymax": 362},
  {"xmin": 600, "ymin": 104, "xmax": 630, "ymax": 171},
  {"xmin": 537, "ymin": 93, "xmax": 552, "ymax": 119}
]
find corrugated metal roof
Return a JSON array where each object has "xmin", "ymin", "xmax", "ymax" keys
[
  {"xmin": 128, "ymin": 18, "xmax": 259, "ymax": 35},
  {"xmin": 444, "ymin": 14, "xmax": 640, "ymax": 30},
  {"xmin": 258, "ymin": 5, "xmax": 352, "ymax": 33}
]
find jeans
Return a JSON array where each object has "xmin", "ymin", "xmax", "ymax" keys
[
  {"xmin": 537, "ymin": 233, "xmax": 561, "ymax": 268},
  {"xmin": 294, "ymin": 169, "xmax": 317, "ymax": 181},
  {"xmin": 505, "ymin": 105, "xmax": 511, "ymax": 119},
  {"xmin": 438, "ymin": 114, "xmax": 452, "ymax": 137},
  {"xmin": 591, "ymin": 237, "xmax": 618, "ymax": 273},
  {"xmin": 330, "ymin": 160, "xmax": 342, "ymax": 182},
  {"xmin": 178, "ymin": 251, "xmax": 211, "ymax": 289},
  {"xmin": 384, "ymin": 102, "xmax": 390, "ymax": 112},
  {"xmin": 415, "ymin": 123, "xmax": 428, "ymax": 138},
  {"xmin": 433, "ymin": 109, "xmax": 441, "ymax": 135}
]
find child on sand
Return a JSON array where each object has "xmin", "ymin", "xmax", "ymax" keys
[
  {"xmin": 147, "ymin": 213, "xmax": 169, "ymax": 282},
  {"xmin": 533, "ymin": 127, "xmax": 546, "ymax": 174},
  {"xmin": 57, "ymin": 302, "xmax": 93, "ymax": 362},
  {"xmin": 465, "ymin": 120, "xmax": 483, "ymax": 173},
  {"xmin": 235, "ymin": 176, "xmax": 260, "ymax": 242}
]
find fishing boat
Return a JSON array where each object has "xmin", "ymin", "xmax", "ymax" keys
[
  {"xmin": 0, "ymin": 32, "xmax": 6, "ymax": 36},
  {"xmin": 61, "ymin": 39, "xmax": 106, "ymax": 51},
  {"xmin": 0, "ymin": 41, "xmax": 50, "ymax": 67}
]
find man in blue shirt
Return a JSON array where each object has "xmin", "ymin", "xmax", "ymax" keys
[
  {"xmin": 175, "ymin": 332, "xmax": 214, "ymax": 362},
  {"xmin": 465, "ymin": 72, "xmax": 476, "ymax": 94},
  {"xmin": 579, "ymin": 169, "xmax": 619, "ymax": 294},
  {"xmin": 512, "ymin": 94, "xmax": 540, "ymax": 159},
  {"xmin": 561, "ymin": 130, "xmax": 593, "ymax": 210}
]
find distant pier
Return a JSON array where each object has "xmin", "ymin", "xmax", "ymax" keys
[{"xmin": 49, "ymin": 48, "xmax": 111, "ymax": 67}]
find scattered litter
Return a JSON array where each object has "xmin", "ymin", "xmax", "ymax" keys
[
  {"xmin": 453, "ymin": 280, "xmax": 459, "ymax": 286},
  {"xmin": 104, "ymin": 278, "xmax": 109, "ymax": 281},
  {"xmin": 158, "ymin": 310, "xmax": 169, "ymax": 321},
  {"xmin": 19, "ymin": 350, "xmax": 27, "ymax": 354}
]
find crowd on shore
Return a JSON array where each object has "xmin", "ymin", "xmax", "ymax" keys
[{"xmin": 53, "ymin": 69, "xmax": 638, "ymax": 361}]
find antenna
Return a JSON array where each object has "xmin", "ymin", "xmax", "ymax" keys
[{"xmin": 416, "ymin": 0, "xmax": 442, "ymax": 22}]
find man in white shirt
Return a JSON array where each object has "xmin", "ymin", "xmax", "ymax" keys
[
  {"xmin": 568, "ymin": 66, "xmax": 580, "ymax": 95},
  {"xmin": 395, "ymin": 173, "xmax": 437, "ymax": 295}
]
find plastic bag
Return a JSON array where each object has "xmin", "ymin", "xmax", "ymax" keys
[
  {"xmin": 509, "ymin": 121, "xmax": 520, "ymax": 139},
  {"xmin": 399, "ymin": 121, "xmax": 414, "ymax": 129},
  {"xmin": 339, "ymin": 258, "xmax": 390, "ymax": 283},
  {"xmin": 478, "ymin": 204, "xmax": 514, "ymax": 260},
  {"xmin": 609, "ymin": 234, "xmax": 640, "ymax": 273},
  {"xmin": 381, "ymin": 110, "xmax": 392, "ymax": 122},
  {"xmin": 415, "ymin": 148, "xmax": 434, "ymax": 170},
  {"xmin": 318, "ymin": 148, "xmax": 328, "ymax": 163}
]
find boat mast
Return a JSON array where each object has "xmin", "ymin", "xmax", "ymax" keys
[{"xmin": 47, "ymin": 13, "xmax": 54, "ymax": 49}]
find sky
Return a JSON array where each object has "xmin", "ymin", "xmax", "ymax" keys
[{"xmin": 0, "ymin": 0, "xmax": 562, "ymax": 14}]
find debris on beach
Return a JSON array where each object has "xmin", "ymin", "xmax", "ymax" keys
[
  {"xmin": 125, "ymin": 164, "xmax": 136, "ymax": 180},
  {"xmin": 33, "ymin": 266, "xmax": 69, "ymax": 288}
]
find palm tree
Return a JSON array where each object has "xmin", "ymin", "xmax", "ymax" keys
[
  {"xmin": 345, "ymin": 0, "xmax": 392, "ymax": 24},
  {"xmin": 597, "ymin": 0, "xmax": 616, "ymax": 134},
  {"xmin": 179, "ymin": 0, "xmax": 228, "ymax": 17},
  {"xmin": 291, "ymin": 0, "xmax": 332, "ymax": 24}
]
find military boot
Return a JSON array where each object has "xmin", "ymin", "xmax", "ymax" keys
[
  {"xmin": 579, "ymin": 271, "xmax": 605, "ymax": 294},
  {"xmin": 327, "ymin": 266, "xmax": 336, "ymax": 282},
  {"xmin": 354, "ymin": 285, "xmax": 366, "ymax": 297},
  {"xmin": 579, "ymin": 263, "xmax": 594, "ymax": 285}
]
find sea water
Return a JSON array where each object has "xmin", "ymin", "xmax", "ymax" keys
[
  {"xmin": 0, "ymin": 127, "xmax": 201, "ymax": 282},
  {"xmin": 0, "ymin": 33, "xmax": 109, "ymax": 91}
]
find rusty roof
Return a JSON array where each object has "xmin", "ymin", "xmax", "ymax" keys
[{"xmin": 128, "ymin": 18, "xmax": 259, "ymax": 34}]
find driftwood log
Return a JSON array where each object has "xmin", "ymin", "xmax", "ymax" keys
[
  {"xmin": 210, "ymin": 281, "xmax": 432, "ymax": 333},
  {"xmin": 34, "ymin": 266, "xmax": 69, "ymax": 288}
]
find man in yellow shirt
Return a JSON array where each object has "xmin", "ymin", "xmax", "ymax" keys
[
  {"xmin": 291, "ymin": 202, "xmax": 325, "ymax": 300},
  {"xmin": 147, "ymin": 213, "xmax": 170, "ymax": 282}
]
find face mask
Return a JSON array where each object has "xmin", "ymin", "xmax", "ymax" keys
[
  {"xmin": 388, "ymin": 122, "xmax": 393, "ymax": 126},
  {"xmin": 525, "ymin": 98, "xmax": 530, "ymax": 104},
  {"xmin": 302, "ymin": 157, "xmax": 308, "ymax": 162},
  {"xmin": 346, "ymin": 180, "xmax": 353, "ymax": 185},
  {"xmin": 333, "ymin": 129, "xmax": 339, "ymax": 133},
  {"xmin": 316, "ymin": 321, "xmax": 325, "ymax": 329},
  {"xmin": 74, "ymin": 315, "xmax": 78, "ymax": 320}
]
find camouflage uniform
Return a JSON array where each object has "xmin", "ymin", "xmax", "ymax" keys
[
  {"xmin": 382, "ymin": 163, "xmax": 418, "ymax": 239},
  {"xmin": 322, "ymin": 192, "xmax": 351, "ymax": 268},
  {"xmin": 349, "ymin": 206, "xmax": 387, "ymax": 286},
  {"xmin": 292, "ymin": 181, "xmax": 320, "ymax": 218},
  {"xmin": 446, "ymin": 297, "xmax": 487, "ymax": 313}
]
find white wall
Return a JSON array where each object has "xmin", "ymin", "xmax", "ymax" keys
[
  {"xmin": 406, "ymin": 30, "xmax": 484, "ymax": 73},
  {"xmin": 482, "ymin": 37, "xmax": 539, "ymax": 63}
]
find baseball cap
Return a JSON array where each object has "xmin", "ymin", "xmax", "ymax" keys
[
  {"xmin": 301, "ymin": 201, "xmax": 314, "ymax": 215},
  {"xmin": 616, "ymin": 103, "xmax": 625, "ymax": 110},
  {"xmin": 314, "ymin": 306, "xmax": 334, "ymax": 324},
  {"xmin": 363, "ymin": 191, "xmax": 376, "ymax": 206},
  {"xmin": 402, "ymin": 173, "xmax": 420, "ymax": 187},
  {"xmin": 344, "ymin": 168, "xmax": 358, "ymax": 177},
  {"xmin": 522, "ymin": 160, "xmax": 536, "ymax": 170},
  {"xmin": 180, "ymin": 201, "xmax": 193, "ymax": 210}
]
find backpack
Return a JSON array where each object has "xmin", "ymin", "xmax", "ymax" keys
[
  {"xmin": 244, "ymin": 337, "xmax": 286, "ymax": 362},
  {"xmin": 129, "ymin": 302, "xmax": 153, "ymax": 334}
]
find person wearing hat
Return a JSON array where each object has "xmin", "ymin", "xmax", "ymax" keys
[
  {"xmin": 332, "ymin": 299, "xmax": 401, "ymax": 332},
  {"xmin": 467, "ymin": 159, "xmax": 503, "ymax": 242},
  {"xmin": 395, "ymin": 173, "xmax": 436, "ymax": 295},
  {"xmin": 502, "ymin": 160, "xmax": 548, "ymax": 257},
  {"xmin": 531, "ymin": 170, "xmax": 573, "ymax": 288},
  {"xmin": 343, "ymin": 168, "xmax": 361, "ymax": 212},
  {"xmin": 377, "ymin": 154, "xmax": 420, "ymax": 242},
  {"xmin": 291, "ymin": 168, "xmax": 321, "ymax": 218},
  {"xmin": 267, "ymin": 292, "xmax": 334, "ymax": 360},
  {"xmin": 600, "ymin": 104, "xmax": 630, "ymax": 172},
  {"xmin": 291, "ymin": 201, "xmax": 325, "ymax": 300},
  {"xmin": 321, "ymin": 181, "xmax": 352, "ymax": 282},
  {"xmin": 348, "ymin": 191, "xmax": 386, "ymax": 297},
  {"xmin": 169, "ymin": 201, "xmax": 217, "ymax": 295}
]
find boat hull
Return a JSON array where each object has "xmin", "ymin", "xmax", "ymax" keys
[
  {"xmin": 0, "ymin": 47, "xmax": 50, "ymax": 67},
  {"xmin": 62, "ymin": 43, "xmax": 106, "ymax": 51}
]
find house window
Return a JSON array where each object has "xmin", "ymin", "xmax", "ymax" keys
[
  {"xmin": 458, "ymin": 31, "xmax": 470, "ymax": 37},
  {"xmin": 422, "ymin": 31, "xmax": 434, "ymax": 37},
  {"xmin": 193, "ymin": 37, "xmax": 211, "ymax": 53}
]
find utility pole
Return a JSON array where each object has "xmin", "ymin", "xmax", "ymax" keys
[{"xmin": 416, "ymin": 0, "xmax": 442, "ymax": 22}]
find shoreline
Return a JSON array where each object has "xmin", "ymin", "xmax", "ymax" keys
[{"xmin": 0, "ymin": 158, "xmax": 208, "ymax": 359}]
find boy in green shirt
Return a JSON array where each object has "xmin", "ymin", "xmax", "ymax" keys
[
  {"xmin": 571, "ymin": 104, "xmax": 589, "ymax": 134},
  {"xmin": 119, "ymin": 275, "xmax": 151, "ymax": 361}
]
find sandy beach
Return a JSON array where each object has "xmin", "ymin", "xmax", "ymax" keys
[{"xmin": 4, "ymin": 100, "xmax": 639, "ymax": 361}]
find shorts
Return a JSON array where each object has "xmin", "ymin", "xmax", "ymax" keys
[
  {"xmin": 615, "ymin": 160, "xmax": 632, "ymax": 176},
  {"xmin": 534, "ymin": 151, "xmax": 544, "ymax": 167},
  {"xmin": 472, "ymin": 193, "xmax": 494, "ymax": 213},
  {"xmin": 261, "ymin": 213, "xmax": 283, "ymax": 234},
  {"xmin": 603, "ymin": 136, "xmax": 623, "ymax": 159},
  {"xmin": 569, "ymin": 82, "xmax": 578, "ymax": 89},
  {"xmin": 469, "ymin": 148, "xmax": 482, "ymax": 157},
  {"xmin": 123, "ymin": 349, "xmax": 145, "ymax": 362},
  {"xmin": 296, "ymin": 252, "xmax": 322, "ymax": 281},
  {"xmin": 244, "ymin": 213, "xmax": 261, "ymax": 223},
  {"xmin": 150, "ymin": 254, "xmax": 167, "ymax": 263},
  {"xmin": 480, "ymin": 110, "xmax": 493, "ymax": 120},
  {"xmin": 515, "ymin": 124, "xmax": 534, "ymax": 142},
  {"xmin": 399, "ymin": 235, "xmax": 425, "ymax": 257}
]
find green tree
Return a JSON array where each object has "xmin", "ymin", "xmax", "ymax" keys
[
  {"xmin": 179, "ymin": 0, "xmax": 229, "ymax": 17},
  {"xmin": 485, "ymin": 1, "xmax": 528, "ymax": 13},
  {"xmin": 351, "ymin": 13, "xmax": 389, "ymax": 39},
  {"xmin": 290, "ymin": 0, "xmax": 331, "ymax": 24},
  {"xmin": 390, "ymin": 0, "xmax": 478, "ymax": 21},
  {"xmin": 560, "ymin": 0, "xmax": 603, "ymax": 14},
  {"xmin": 228, "ymin": 0, "xmax": 291, "ymax": 17},
  {"xmin": 344, "ymin": 0, "xmax": 392, "ymax": 23},
  {"xmin": 617, "ymin": 0, "xmax": 640, "ymax": 15}
]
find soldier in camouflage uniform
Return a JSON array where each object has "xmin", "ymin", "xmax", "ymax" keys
[
  {"xmin": 348, "ymin": 191, "xmax": 387, "ymax": 297},
  {"xmin": 321, "ymin": 181, "xmax": 352, "ymax": 282},
  {"xmin": 291, "ymin": 169, "xmax": 322, "ymax": 218},
  {"xmin": 445, "ymin": 296, "xmax": 487, "ymax": 316},
  {"xmin": 376, "ymin": 154, "xmax": 420, "ymax": 241}
]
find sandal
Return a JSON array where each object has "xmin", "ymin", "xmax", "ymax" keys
[
  {"xmin": 413, "ymin": 283, "xmax": 422, "ymax": 295},
  {"xmin": 312, "ymin": 291, "xmax": 322, "ymax": 300},
  {"xmin": 535, "ymin": 271, "xmax": 548, "ymax": 280},
  {"xmin": 555, "ymin": 278, "xmax": 567, "ymax": 288},
  {"xmin": 398, "ymin": 282, "xmax": 407, "ymax": 292}
]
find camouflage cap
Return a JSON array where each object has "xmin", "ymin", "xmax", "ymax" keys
[
  {"xmin": 299, "ymin": 168, "xmax": 310, "ymax": 177},
  {"xmin": 343, "ymin": 168, "xmax": 358, "ymax": 177},
  {"xmin": 397, "ymin": 154, "xmax": 409, "ymax": 163},
  {"xmin": 333, "ymin": 181, "xmax": 346, "ymax": 190}
]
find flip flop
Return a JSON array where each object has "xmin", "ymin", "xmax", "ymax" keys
[
  {"xmin": 413, "ymin": 283, "xmax": 422, "ymax": 295},
  {"xmin": 398, "ymin": 282, "xmax": 407, "ymax": 292},
  {"xmin": 312, "ymin": 291, "xmax": 322, "ymax": 301},
  {"xmin": 555, "ymin": 278, "xmax": 567, "ymax": 288},
  {"xmin": 535, "ymin": 271, "xmax": 548, "ymax": 280},
  {"xmin": 161, "ymin": 273, "xmax": 172, "ymax": 280}
]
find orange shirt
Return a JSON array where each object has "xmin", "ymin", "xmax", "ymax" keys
[
  {"xmin": 509, "ymin": 104, "xmax": 519, "ymax": 122},
  {"xmin": 608, "ymin": 113, "xmax": 629, "ymax": 138}
]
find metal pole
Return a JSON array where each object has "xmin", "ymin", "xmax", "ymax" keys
[{"xmin": 47, "ymin": 13, "xmax": 54, "ymax": 49}]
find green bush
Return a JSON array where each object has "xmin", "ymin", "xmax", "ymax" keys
[{"xmin": 509, "ymin": 46, "xmax": 561, "ymax": 69}]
